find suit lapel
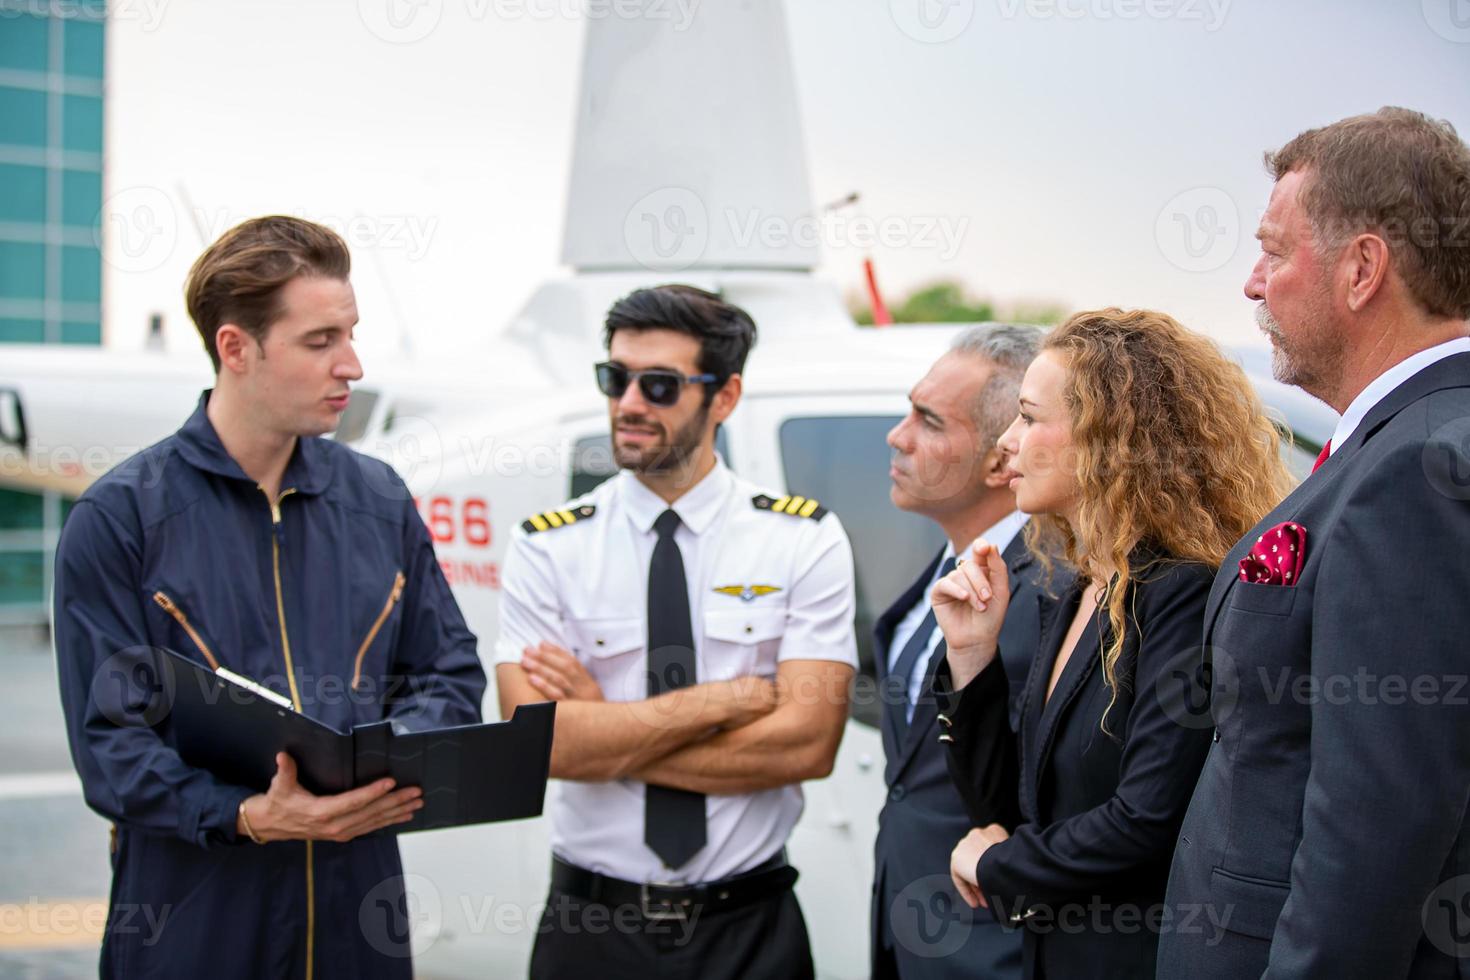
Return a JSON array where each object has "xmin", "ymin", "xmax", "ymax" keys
[
  {"xmin": 876, "ymin": 549, "xmax": 945, "ymax": 776},
  {"xmin": 890, "ymin": 638, "xmax": 948, "ymax": 781},
  {"xmin": 874, "ymin": 550, "xmax": 944, "ymax": 683},
  {"xmin": 1018, "ymin": 586, "xmax": 1063, "ymax": 820},
  {"xmin": 1030, "ymin": 585, "xmax": 1101, "ymax": 806},
  {"xmin": 1206, "ymin": 352, "xmax": 1470, "ymax": 639}
]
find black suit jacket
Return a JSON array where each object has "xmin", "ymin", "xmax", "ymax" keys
[
  {"xmin": 940, "ymin": 550, "xmax": 1215, "ymax": 980},
  {"xmin": 1160, "ymin": 353, "xmax": 1470, "ymax": 979},
  {"xmin": 870, "ymin": 532, "xmax": 1047, "ymax": 979}
]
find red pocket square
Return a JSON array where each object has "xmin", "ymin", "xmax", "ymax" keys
[{"xmin": 1239, "ymin": 522, "xmax": 1307, "ymax": 585}]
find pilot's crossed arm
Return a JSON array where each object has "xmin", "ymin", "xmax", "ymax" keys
[{"xmin": 495, "ymin": 492, "xmax": 857, "ymax": 794}]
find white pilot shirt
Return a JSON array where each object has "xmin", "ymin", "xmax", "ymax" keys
[{"xmin": 495, "ymin": 458, "xmax": 859, "ymax": 884}]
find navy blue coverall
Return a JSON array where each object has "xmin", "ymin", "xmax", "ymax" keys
[{"xmin": 53, "ymin": 394, "xmax": 487, "ymax": 979}]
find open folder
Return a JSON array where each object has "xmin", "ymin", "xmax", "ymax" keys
[{"xmin": 155, "ymin": 647, "xmax": 555, "ymax": 834}]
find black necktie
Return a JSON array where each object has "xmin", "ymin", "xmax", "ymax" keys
[
  {"xmin": 645, "ymin": 509, "xmax": 706, "ymax": 869},
  {"xmin": 889, "ymin": 556, "xmax": 956, "ymax": 738}
]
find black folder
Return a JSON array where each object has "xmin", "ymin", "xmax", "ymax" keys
[{"xmin": 156, "ymin": 647, "xmax": 554, "ymax": 834}]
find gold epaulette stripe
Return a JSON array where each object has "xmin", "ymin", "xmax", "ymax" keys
[
  {"xmin": 751, "ymin": 494, "xmax": 827, "ymax": 521},
  {"xmin": 522, "ymin": 505, "xmax": 597, "ymax": 534}
]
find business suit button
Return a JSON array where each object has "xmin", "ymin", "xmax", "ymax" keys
[
  {"xmin": 1212, "ymin": 729, "xmax": 1221, "ymax": 742},
  {"xmin": 936, "ymin": 712, "xmax": 952, "ymax": 729},
  {"xmin": 889, "ymin": 784, "xmax": 906, "ymax": 802},
  {"xmin": 937, "ymin": 733, "xmax": 954, "ymax": 745}
]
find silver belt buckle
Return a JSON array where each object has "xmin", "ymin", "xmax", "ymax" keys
[{"xmin": 640, "ymin": 881, "xmax": 691, "ymax": 921}]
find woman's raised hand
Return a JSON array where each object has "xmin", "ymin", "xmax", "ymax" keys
[{"xmin": 931, "ymin": 538, "xmax": 1011, "ymax": 689}]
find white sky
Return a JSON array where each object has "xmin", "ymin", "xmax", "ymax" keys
[{"xmin": 101, "ymin": 0, "xmax": 1470, "ymax": 371}]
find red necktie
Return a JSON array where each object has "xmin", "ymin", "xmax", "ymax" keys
[{"xmin": 1311, "ymin": 440, "xmax": 1332, "ymax": 474}]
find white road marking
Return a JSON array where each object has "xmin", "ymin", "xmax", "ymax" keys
[{"xmin": 0, "ymin": 771, "xmax": 82, "ymax": 800}]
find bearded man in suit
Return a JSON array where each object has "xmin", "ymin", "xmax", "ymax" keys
[
  {"xmin": 871, "ymin": 323, "xmax": 1050, "ymax": 980},
  {"xmin": 1160, "ymin": 107, "xmax": 1470, "ymax": 978}
]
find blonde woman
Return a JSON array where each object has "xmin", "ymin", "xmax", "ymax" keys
[{"xmin": 930, "ymin": 309, "xmax": 1292, "ymax": 980}]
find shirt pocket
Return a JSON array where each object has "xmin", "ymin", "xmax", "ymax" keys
[
  {"xmin": 565, "ymin": 617, "xmax": 646, "ymax": 701},
  {"xmin": 702, "ymin": 608, "xmax": 785, "ymax": 681}
]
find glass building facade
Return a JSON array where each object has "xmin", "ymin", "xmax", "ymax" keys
[{"xmin": 0, "ymin": 2, "xmax": 105, "ymax": 623}]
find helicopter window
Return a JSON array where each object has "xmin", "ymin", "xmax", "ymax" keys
[{"xmin": 778, "ymin": 415, "xmax": 945, "ymax": 729}]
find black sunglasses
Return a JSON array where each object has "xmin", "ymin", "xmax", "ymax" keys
[{"xmin": 595, "ymin": 362, "xmax": 718, "ymax": 407}]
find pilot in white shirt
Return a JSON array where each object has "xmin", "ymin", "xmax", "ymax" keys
[{"xmin": 495, "ymin": 284, "xmax": 857, "ymax": 980}]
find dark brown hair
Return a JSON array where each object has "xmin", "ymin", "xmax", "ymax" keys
[
  {"xmin": 184, "ymin": 216, "xmax": 351, "ymax": 371},
  {"xmin": 1267, "ymin": 107, "xmax": 1470, "ymax": 320}
]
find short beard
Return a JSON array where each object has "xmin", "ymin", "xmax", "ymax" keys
[
  {"xmin": 1256, "ymin": 294, "xmax": 1343, "ymax": 401},
  {"xmin": 613, "ymin": 404, "xmax": 710, "ymax": 477}
]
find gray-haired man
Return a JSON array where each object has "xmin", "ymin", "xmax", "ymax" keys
[{"xmin": 871, "ymin": 324, "xmax": 1050, "ymax": 979}]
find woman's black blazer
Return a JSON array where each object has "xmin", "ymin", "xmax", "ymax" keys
[{"xmin": 935, "ymin": 550, "xmax": 1216, "ymax": 980}]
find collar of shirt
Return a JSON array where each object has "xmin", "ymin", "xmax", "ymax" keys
[
  {"xmin": 617, "ymin": 456, "xmax": 734, "ymax": 537},
  {"xmin": 979, "ymin": 509, "xmax": 1028, "ymax": 560},
  {"xmin": 1330, "ymin": 337, "xmax": 1470, "ymax": 456}
]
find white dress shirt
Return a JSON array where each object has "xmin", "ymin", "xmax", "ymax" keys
[
  {"xmin": 496, "ymin": 459, "xmax": 859, "ymax": 883},
  {"xmin": 1328, "ymin": 337, "xmax": 1470, "ymax": 456},
  {"xmin": 886, "ymin": 509, "xmax": 1028, "ymax": 722}
]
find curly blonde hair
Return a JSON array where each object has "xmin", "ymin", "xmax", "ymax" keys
[{"xmin": 1025, "ymin": 309, "xmax": 1294, "ymax": 730}]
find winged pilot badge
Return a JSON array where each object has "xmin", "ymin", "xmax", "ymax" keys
[{"xmin": 712, "ymin": 584, "xmax": 783, "ymax": 603}]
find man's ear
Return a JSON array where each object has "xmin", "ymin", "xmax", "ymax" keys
[
  {"xmin": 710, "ymin": 373, "xmax": 742, "ymax": 425},
  {"xmin": 981, "ymin": 445, "xmax": 1012, "ymax": 490},
  {"xmin": 214, "ymin": 323, "xmax": 255, "ymax": 375},
  {"xmin": 1343, "ymin": 233, "xmax": 1390, "ymax": 313}
]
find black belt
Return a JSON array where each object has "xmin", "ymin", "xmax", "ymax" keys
[{"xmin": 550, "ymin": 854, "xmax": 799, "ymax": 921}]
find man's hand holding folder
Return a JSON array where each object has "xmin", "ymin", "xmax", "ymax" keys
[{"xmin": 236, "ymin": 752, "xmax": 423, "ymax": 844}]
